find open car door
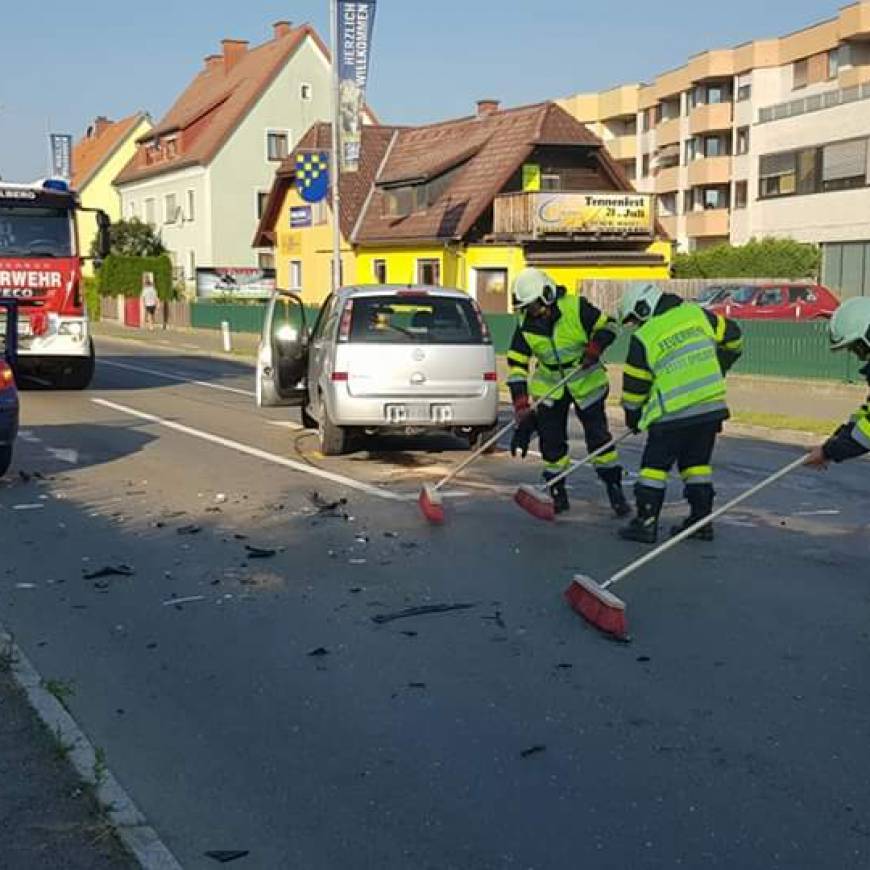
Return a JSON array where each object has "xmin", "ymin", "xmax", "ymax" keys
[{"xmin": 257, "ymin": 291, "xmax": 309, "ymax": 407}]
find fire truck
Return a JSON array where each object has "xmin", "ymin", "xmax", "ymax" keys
[{"xmin": 0, "ymin": 179, "xmax": 110, "ymax": 389}]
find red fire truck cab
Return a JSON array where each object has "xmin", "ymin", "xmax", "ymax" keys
[{"xmin": 0, "ymin": 179, "xmax": 110, "ymax": 389}]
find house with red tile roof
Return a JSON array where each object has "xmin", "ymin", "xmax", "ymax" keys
[
  {"xmin": 114, "ymin": 20, "xmax": 337, "ymax": 288},
  {"xmin": 71, "ymin": 113, "xmax": 152, "ymax": 273}
]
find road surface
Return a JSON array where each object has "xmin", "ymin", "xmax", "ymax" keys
[{"xmin": 1, "ymin": 335, "xmax": 868, "ymax": 869}]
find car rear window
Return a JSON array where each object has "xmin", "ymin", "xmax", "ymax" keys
[{"xmin": 348, "ymin": 295, "xmax": 486, "ymax": 344}]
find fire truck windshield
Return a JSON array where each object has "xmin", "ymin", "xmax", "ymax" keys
[{"xmin": 0, "ymin": 205, "xmax": 74, "ymax": 258}]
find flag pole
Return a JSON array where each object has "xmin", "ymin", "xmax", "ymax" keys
[{"xmin": 329, "ymin": 0, "xmax": 343, "ymax": 292}]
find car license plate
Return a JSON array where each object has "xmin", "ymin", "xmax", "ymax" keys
[{"xmin": 384, "ymin": 403, "xmax": 428, "ymax": 424}]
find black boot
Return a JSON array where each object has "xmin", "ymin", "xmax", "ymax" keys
[
  {"xmin": 670, "ymin": 484, "xmax": 715, "ymax": 541},
  {"xmin": 599, "ymin": 467, "xmax": 632, "ymax": 518},
  {"xmin": 619, "ymin": 486, "xmax": 664, "ymax": 544},
  {"xmin": 543, "ymin": 472, "xmax": 570, "ymax": 514}
]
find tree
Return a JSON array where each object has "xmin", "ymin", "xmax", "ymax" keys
[{"xmin": 91, "ymin": 218, "xmax": 166, "ymax": 258}]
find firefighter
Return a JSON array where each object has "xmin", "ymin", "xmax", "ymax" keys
[
  {"xmin": 507, "ymin": 268, "xmax": 630, "ymax": 516},
  {"xmin": 805, "ymin": 297, "xmax": 870, "ymax": 469},
  {"xmin": 617, "ymin": 283, "xmax": 743, "ymax": 544}
]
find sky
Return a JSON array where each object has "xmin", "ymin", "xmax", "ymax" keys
[{"xmin": 0, "ymin": 0, "xmax": 838, "ymax": 181}]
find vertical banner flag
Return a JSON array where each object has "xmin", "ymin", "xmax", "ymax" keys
[
  {"xmin": 49, "ymin": 134, "xmax": 73, "ymax": 180},
  {"xmin": 336, "ymin": 1, "xmax": 376, "ymax": 173}
]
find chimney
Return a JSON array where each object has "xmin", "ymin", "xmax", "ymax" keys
[
  {"xmin": 477, "ymin": 99, "xmax": 500, "ymax": 117},
  {"xmin": 204, "ymin": 54, "xmax": 223, "ymax": 72},
  {"xmin": 93, "ymin": 116, "xmax": 112, "ymax": 136},
  {"xmin": 273, "ymin": 20, "xmax": 293, "ymax": 39},
  {"xmin": 221, "ymin": 39, "xmax": 249, "ymax": 73}
]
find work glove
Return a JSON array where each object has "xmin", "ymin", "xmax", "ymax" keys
[
  {"xmin": 511, "ymin": 408, "xmax": 536, "ymax": 459},
  {"xmin": 582, "ymin": 341, "xmax": 603, "ymax": 369},
  {"xmin": 512, "ymin": 395, "xmax": 533, "ymax": 426}
]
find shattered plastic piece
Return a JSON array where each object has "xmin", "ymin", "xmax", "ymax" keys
[
  {"xmin": 556, "ymin": 663, "xmax": 573, "ymax": 670},
  {"xmin": 349, "ymin": 559, "xmax": 367, "ymax": 565},
  {"xmin": 372, "ymin": 603, "xmax": 475, "ymax": 625},
  {"xmin": 401, "ymin": 631, "xmax": 418, "ymax": 638},
  {"xmin": 215, "ymin": 493, "xmax": 228, "ymax": 504},
  {"xmin": 245, "ymin": 545, "xmax": 276, "ymax": 560},
  {"xmin": 15, "ymin": 583, "xmax": 36, "ymax": 589},
  {"xmin": 13, "ymin": 504, "xmax": 45, "ymax": 511},
  {"xmin": 383, "ymin": 531, "xmax": 399, "ymax": 539},
  {"xmin": 204, "ymin": 852, "xmax": 250, "ymax": 865},
  {"xmin": 162, "ymin": 595, "xmax": 206, "ymax": 607},
  {"xmin": 520, "ymin": 745, "xmax": 547, "ymax": 759},
  {"xmin": 307, "ymin": 647, "xmax": 330, "ymax": 657},
  {"xmin": 637, "ymin": 656, "xmax": 651, "ymax": 663},
  {"xmin": 408, "ymin": 682, "xmax": 426, "ymax": 689},
  {"xmin": 177, "ymin": 525, "xmax": 202, "ymax": 535},
  {"xmin": 83, "ymin": 565, "xmax": 134, "ymax": 580}
]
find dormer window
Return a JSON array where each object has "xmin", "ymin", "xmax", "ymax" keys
[{"xmin": 165, "ymin": 137, "xmax": 179, "ymax": 159}]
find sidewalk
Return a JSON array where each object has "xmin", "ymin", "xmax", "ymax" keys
[
  {"xmin": 93, "ymin": 321, "xmax": 866, "ymax": 433},
  {"xmin": 0, "ymin": 668, "xmax": 134, "ymax": 869}
]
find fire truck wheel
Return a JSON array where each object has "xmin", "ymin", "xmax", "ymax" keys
[
  {"xmin": 0, "ymin": 445, "xmax": 12, "ymax": 477},
  {"xmin": 57, "ymin": 341, "xmax": 96, "ymax": 390}
]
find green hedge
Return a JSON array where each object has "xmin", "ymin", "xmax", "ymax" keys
[
  {"xmin": 673, "ymin": 237, "xmax": 821, "ymax": 280},
  {"xmin": 97, "ymin": 255, "xmax": 173, "ymax": 300},
  {"xmin": 83, "ymin": 277, "xmax": 100, "ymax": 322}
]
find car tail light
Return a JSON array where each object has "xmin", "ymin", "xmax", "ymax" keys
[
  {"xmin": 483, "ymin": 372, "xmax": 498, "ymax": 382},
  {"xmin": 0, "ymin": 362, "xmax": 15, "ymax": 392},
  {"xmin": 331, "ymin": 372, "xmax": 349, "ymax": 382},
  {"xmin": 338, "ymin": 300, "xmax": 354, "ymax": 342}
]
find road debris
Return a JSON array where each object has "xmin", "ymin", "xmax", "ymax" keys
[
  {"xmin": 481, "ymin": 611, "xmax": 506, "ymax": 629},
  {"xmin": 349, "ymin": 558, "xmax": 367, "ymax": 566},
  {"xmin": 162, "ymin": 595, "xmax": 206, "ymax": 608},
  {"xmin": 15, "ymin": 582, "xmax": 36, "ymax": 589},
  {"xmin": 177, "ymin": 525, "xmax": 202, "ymax": 535},
  {"xmin": 12, "ymin": 504, "xmax": 45, "ymax": 511},
  {"xmin": 307, "ymin": 647, "xmax": 330, "ymax": 657},
  {"xmin": 82, "ymin": 565, "xmax": 134, "ymax": 580},
  {"xmin": 308, "ymin": 491, "xmax": 350, "ymax": 519},
  {"xmin": 520, "ymin": 745, "xmax": 547, "ymax": 759},
  {"xmin": 371, "ymin": 603, "xmax": 475, "ymax": 625},
  {"xmin": 204, "ymin": 851, "xmax": 250, "ymax": 865},
  {"xmin": 245, "ymin": 545, "xmax": 276, "ymax": 560}
]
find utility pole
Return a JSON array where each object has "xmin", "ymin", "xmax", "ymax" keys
[{"xmin": 329, "ymin": 0, "xmax": 342, "ymax": 292}]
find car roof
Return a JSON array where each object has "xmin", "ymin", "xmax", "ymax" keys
[{"xmin": 335, "ymin": 284, "xmax": 471, "ymax": 301}]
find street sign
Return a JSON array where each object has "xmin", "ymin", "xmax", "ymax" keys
[{"xmin": 290, "ymin": 206, "xmax": 313, "ymax": 228}]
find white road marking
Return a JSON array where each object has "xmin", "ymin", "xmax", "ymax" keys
[
  {"xmin": 46, "ymin": 447, "xmax": 78, "ymax": 465},
  {"xmin": 92, "ymin": 398, "xmax": 407, "ymax": 502},
  {"xmin": 17, "ymin": 430, "xmax": 41, "ymax": 443},
  {"xmin": 99, "ymin": 358, "xmax": 254, "ymax": 398}
]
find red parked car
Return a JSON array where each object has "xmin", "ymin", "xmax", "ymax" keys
[{"xmin": 707, "ymin": 283, "xmax": 839, "ymax": 320}]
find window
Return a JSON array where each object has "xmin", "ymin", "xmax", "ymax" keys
[
  {"xmin": 641, "ymin": 154, "xmax": 650, "ymax": 177},
  {"xmin": 757, "ymin": 288, "xmax": 785, "ymax": 306},
  {"xmin": 372, "ymin": 259, "xmax": 387, "ymax": 283},
  {"xmin": 186, "ymin": 189, "xmax": 195, "ymax": 222},
  {"xmin": 257, "ymin": 252, "xmax": 275, "ymax": 270},
  {"xmin": 684, "ymin": 139, "xmax": 695, "ymax": 165},
  {"xmin": 384, "ymin": 186, "xmax": 416, "ymax": 218},
  {"xmin": 164, "ymin": 193, "xmax": 177, "ymax": 224},
  {"xmin": 703, "ymin": 187, "xmax": 728, "ymax": 209},
  {"xmin": 127, "ymin": 201, "xmax": 137, "ymax": 219},
  {"xmin": 793, "ymin": 58, "xmax": 808, "ymax": 90},
  {"xmin": 704, "ymin": 137, "xmax": 724, "ymax": 158},
  {"xmin": 737, "ymin": 80, "xmax": 752, "ymax": 102},
  {"xmin": 828, "ymin": 48, "xmax": 840, "ymax": 80},
  {"xmin": 300, "ymin": 83, "xmax": 313, "ymax": 101},
  {"xmin": 707, "ymin": 85, "xmax": 725, "ymax": 105},
  {"xmin": 348, "ymin": 295, "xmax": 484, "ymax": 345},
  {"xmin": 683, "ymin": 190, "xmax": 693, "ymax": 214},
  {"xmin": 144, "ymin": 198, "xmax": 156, "ymax": 226},
  {"xmin": 417, "ymin": 259, "xmax": 441, "ymax": 286},
  {"xmin": 736, "ymin": 127, "xmax": 750, "ymax": 156},
  {"xmin": 734, "ymin": 180, "xmax": 748, "ymax": 209},
  {"xmin": 165, "ymin": 137, "xmax": 178, "ymax": 159},
  {"xmin": 822, "ymin": 139, "xmax": 867, "ymax": 190},
  {"xmin": 541, "ymin": 174, "xmax": 562, "ymax": 191},
  {"xmin": 797, "ymin": 148, "xmax": 820, "ymax": 194},
  {"xmin": 475, "ymin": 268, "xmax": 509, "ymax": 314},
  {"xmin": 187, "ymin": 250, "xmax": 196, "ymax": 280},
  {"xmin": 266, "ymin": 130, "xmax": 290, "ymax": 161},
  {"xmin": 256, "ymin": 191, "xmax": 270, "ymax": 219},
  {"xmin": 759, "ymin": 151, "xmax": 798, "ymax": 198},
  {"xmin": 289, "ymin": 260, "xmax": 302, "ymax": 289}
]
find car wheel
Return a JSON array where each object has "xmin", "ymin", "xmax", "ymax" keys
[
  {"xmin": 318, "ymin": 398, "xmax": 348, "ymax": 456},
  {"xmin": 56, "ymin": 340, "xmax": 95, "ymax": 390},
  {"xmin": 0, "ymin": 445, "xmax": 12, "ymax": 477},
  {"xmin": 471, "ymin": 424, "xmax": 500, "ymax": 454}
]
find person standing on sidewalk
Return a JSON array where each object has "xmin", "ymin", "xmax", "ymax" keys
[
  {"xmin": 506, "ymin": 268, "xmax": 630, "ymax": 517},
  {"xmin": 805, "ymin": 297, "xmax": 870, "ymax": 469},
  {"xmin": 141, "ymin": 273, "xmax": 159, "ymax": 331},
  {"xmin": 617, "ymin": 283, "xmax": 743, "ymax": 544}
]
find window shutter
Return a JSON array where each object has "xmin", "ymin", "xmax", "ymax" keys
[
  {"xmin": 822, "ymin": 140, "xmax": 867, "ymax": 181},
  {"xmin": 760, "ymin": 152, "xmax": 795, "ymax": 177}
]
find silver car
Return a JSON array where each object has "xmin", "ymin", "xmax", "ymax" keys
[{"xmin": 257, "ymin": 285, "xmax": 499, "ymax": 455}]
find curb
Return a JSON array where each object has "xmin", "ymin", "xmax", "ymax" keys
[
  {"xmin": 94, "ymin": 327, "xmax": 256, "ymax": 368},
  {"xmin": 0, "ymin": 630, "xmax": 182, "ymax": 870}
]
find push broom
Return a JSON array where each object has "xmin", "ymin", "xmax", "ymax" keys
[
  {"xmin": 564, "ymin": 453, "xmax": 810, "ymax": 641},
  {"xmin": 418, "ymin": 362, "xmax": 591, "ymax": 524},
  {"xmin": 514, "ymin": 431, "xmax": 636, "ymax": 521}
]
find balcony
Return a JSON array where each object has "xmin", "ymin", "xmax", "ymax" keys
[
  {"xmin": 492, "ymin": 191, "xmax": 655, "ymax": 239},
  {"xmin": 655, "ymin": 165, "xmax": 681, "ymax": 193},
  {"xmin": 659, "ymin": 215, "xmax": 678, "ymax": 240},
  {"xmin": 690, "ymin": 102, "xmax": 733, "ymax": 134},
  {"xmin": 604, "ymin": 134, "xmax": 636, "ymax": 162},
  {"xmin": 687, "ymin": 49, "xmax": 736, "ymax": 84},
  {"xmin": 599, "ymin": 85, "xmax": 640, "ymax": 120},
  {"xmin": 688, "ymin": 155, "xmax": 732, "ymax": 187},
  {"xmin": 656, "ymin": 117, "xmax": 681, "ymax": 146},
  {"xmin": 686, "ymin": 208, "xmax": 730, "ymax": 239}
]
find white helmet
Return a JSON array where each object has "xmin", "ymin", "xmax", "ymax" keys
[
  {"xmin": 828, "ymin": 296, "xmax": 870, "ymax": 352},
  {"xmin": 619, "ymin": 282, "xmax": 663, "ymax": 324},
  {"xmin": 513, "ymin": 268, "xmax": 558, "ymax": 310}
]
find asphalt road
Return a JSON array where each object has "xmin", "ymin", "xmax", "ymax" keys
[{"xmin": 1, "ymin": 336, "xmax": 868, "ymax": 869}]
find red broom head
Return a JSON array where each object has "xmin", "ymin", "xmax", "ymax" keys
[
  {"xmin": 513, "ymin": 485, "xmax": 555, "ymax": 521},
  {"xmin": 564, "ymin": 576, "xmax": 628, "ymax": 641},
  {"xmin": 418, "ymin": 484, "xmax": 445, "ymax": 525}
]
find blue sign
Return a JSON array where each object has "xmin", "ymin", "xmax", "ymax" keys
[
  {"xmin": 336, "ymin": 1, "xmax": 377, "ymax": 172},
  {"xmin": 290, "ymin": 206, "xmax": 313, "ymax": 228},
  {"xmin": 295, "ymin": 151, "xmax": 329, "ymax": 204}
]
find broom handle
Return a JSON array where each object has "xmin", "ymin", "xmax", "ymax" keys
[
  {"xmin": 434, "ymin": 361, "xmax": 591, "ymax": 492},
  {"xmin": 542, "ymin": 430, "xmax": 635, "ymax": 490},
  {"xmin": 602, "ymin": 453, "xmax": 809, "ymax": 590}
]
